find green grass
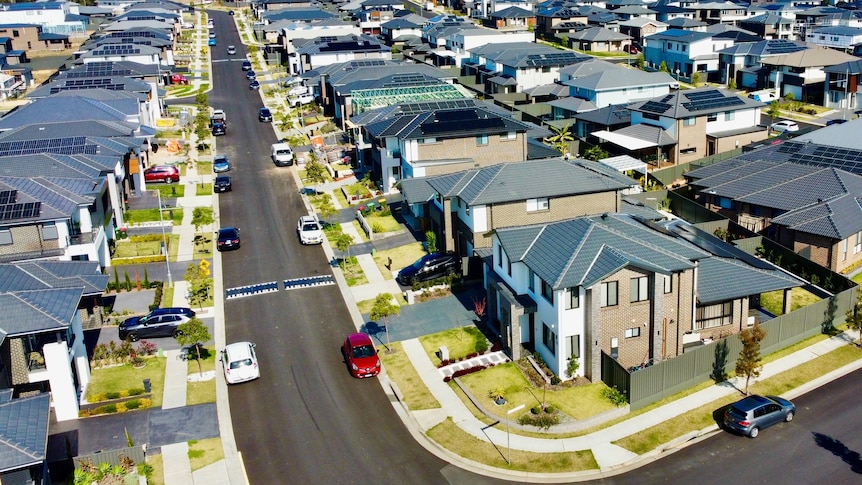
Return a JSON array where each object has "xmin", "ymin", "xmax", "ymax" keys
[
  {"xmin": 125, "ymin": 208, "xmax": 184, "ymax": 226},
  {"xmin": 378, "ymin": 342, "xmax": 440, "ymax": 410},
  {"xmin": 351, "ymin": 221, "xmax": 370, "ymax": 243},
  {"xmin": 186, "ymin": 346, "xmax": 216, "ymax": 405},
  {"xmin": 760, "ymin": 286, "xmax": 822, "ymax": 315},
  {"xmin": 86, "ymin": 357, "xmax": 167, "ymax": 408},
  {"xmin": 342, "ymin": 257, "xmax": 368, "ymax": 286},
  {"xmin": 168, "ymin": 234, "xmax": 180, "ymax": 262},
  {"xmin": 195, "ymin": 183, "xmax": 212, "ymax": 196},
  {"xmin": 153, "ymin": 185, "xmax": 185, "ymax": 199},
  {"xmin": 187, "ymin": 437, "xmax": 223, "ymax": 471},
  {"xmin": 196, "ymin": 162, "xmax": 212, "ymax": 173},
  {"xmin": 114, "ymin": 240, "xmax": 162, "ymax": 258},
  {"xmin": 373, "ymin": 242, "xmax": 427, "ymax": 280},
  {"xmin": 419, "ymin": 326, "xmax": 486, "ymax": 363},
  {"xmin": 365, "ymin": 213, "xmax": 401, "ymax": 233},
  {"xmin": 192, "ymin": 234, "xmax": 213, "ymax": 259}
]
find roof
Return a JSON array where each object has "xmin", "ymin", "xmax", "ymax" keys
[
  {"xmin": 365, "ymin": 105, "xmax": 531, "ymax": 140},
  {"xmin": 468, "ymin": 42, "xmax": 590, "ymax": 68},
  {"xmin": 619, "ymin": 17, "xmax": 667, "ymax": 28},
  {"xmin": 809, "ymin": 25, "xmax": 862, "ymax": 36},
  {"xmin": 0, "ymin": 288, "xmax": 83, "ymax": 336},
  {"xmin": 0, "ymin": 261, "xmax": 108, "ymax": 296},
  {"xmin": 627, "ymin": 87, "xmax": 763, "ymax": 119},
  {"xmin": 565, "ymin": 69, "xmax": 675, "ymax": 91},
  {"xmin": 740, "ymin": 13, "xmax": 793, "ymax": 25},
  {"xmin": 548, "ymin": 97, "xmax": 597, "ymax": 113},
  {"xmin": 564, "ymin": 26, "xmax": 631, "ymax": 42},
  {"xmin": 0, "ymin": 393, "xmax": 50, "ymax": 473},
  {"xmin": 760, "ymin": 47, "xmax": 858, "ymax": 68},
  {"xmin": 594, "ymin": 123, "xmax": 676, "ymax": 150},
  {"xmin": 573, "ymin": 103, "xmax": 631, "ymax": 126},
  {"xmin": 665, "ymin": 18, "xmax": 706, "ymax": 28},
  {"xmin": 423, "ymin": 157, "xmax": 634, "ymax": 205},
  {"xmin": 559, "ymin": 58, "xmax": 623, "ymax": 78},
  {"xmin": 490, "ymin": 6, "xmax": 535, "ymax": 18},
  {"xmin": 647, "ymin": 29, "xmax": 713, "ymax": 42},
  {"xmin": 719, "ymin": 39, "xmax": 807, "ymax": 58}
]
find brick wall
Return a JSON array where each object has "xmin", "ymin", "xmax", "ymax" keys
[
  {"xmin": 0, "ymin": 225, "xmax": 58, "ymax": 257},
  {"xmin": 416, "ymin": 133, "xmax": 526, "ymax": 166}
]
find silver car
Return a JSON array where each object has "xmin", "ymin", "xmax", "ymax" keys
[{"xmin": 297, "ymin": 215, "xmax": 323, "ymax": 244}]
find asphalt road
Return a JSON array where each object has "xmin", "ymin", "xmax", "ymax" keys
[{"xmin": 206, "ymin": 11, "xmax": 458, "ymax": 484}]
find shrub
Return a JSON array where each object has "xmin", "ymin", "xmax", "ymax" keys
[
  {"xmin": 604, "ymin": 386, "xmax": 628, "ymax": 406},
  {"xmin": 102, "ymin": 404, "xmax": 118, "ymax": 414},
  {"xmin": 112, "ymin": 255, "xmax": 167, "ymax": 266},
  {"xmin": 128, "ymin": 388, "xmax": 145, "ymax": 396},
  {"xmin": 130, "ymin": 234, "xmax": 166, "ymax": 243},
  {"xmin": 124, "ymin": 399, "xmax": 142, "ymax": 410},
  {"xmin": 491, "ymin": 342, "xmax": 502, "ymax": 352},
  {"xmin": 475, "ymin": 339, "xmax": 489, "ymax": 354},
  {"xmin": 518, "ymin": 410, "xmax": 559, "ymax": 429},
  {"xmin": 106, "ymin": 391, "xmax": 121, "ymax": 400},
  {"xmin": 550, "ymin": 375, "xmax": 561, "ymax": 385},
  {"xmin": 371, "ymin": 222, "xmax": 385, "ymax": 233},
  {"xmin": 137, "ymin": 340, "xmax": 158, "ymax": 356}
]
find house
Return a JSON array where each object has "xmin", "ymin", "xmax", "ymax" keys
[
  {"xmin": 398, "ymin": 157, "xmax": 639, "ymax": 258},
  {"xmin": 738, "ymin": 13, "xmax": 794, "ymax": 40},
  {"xmin": 0, "ymin": 392, "xmax": 51, "ymax": 484},
  {"xmin": 483, "ymin": 6, "xmax": 536, "ymax": 32},
  {"xmin": 643, "ymin": 29, "xmax": 743, "ymax": 80},
  {"xmin": 0, "ymin": 1, "xmax": 87, "ymax": 37},
  {"xmin": 718, "ymin": 39, "xmax": 807, "ymax": 88},
  {"xmin": 291, "ymin": 34, "xmax": 390, "ymax": 74},
  {"xmin": 357, "ymin": 0, "xmax": 407, "ymax": 35},
  {"xmin": 611, "ymin": 6, "xmax": 657, "ymax": 21},
  {"xmin": 761, "ymin": 47, "xmax": 859, "ymax": 104},
  {"xmin": 484, "ymin": 212, "xmax": 802, "ymax": 379},
  {"xmin": 564, "ymin": 67, "xmax": 677, "ymax": 108},
  {"xmin": 353, "ymin": 99, "xmax": 539, "ymax": 191},
  {"xmin": 685, "ymin": 139, "xmax": 862, "ymax": 273},
  {"xmin": 686, "ymin": 1, "xmax": 749, "ymax": 26},
  {"xmin": 664, "ymin": 17, "xmax": 708, "ymax": 32},
  {"xmin": 0, "ymin": 260, "xmax": 110, "ymax": 423},
  {"xmin": 571, "ymin": 103, "xmax": 631, "ymax": 139},
  {"xmin": 619, "ymin": 17, "xmax": 668, "ymax": 45},
  {"xmin": 462, "ymin": 42, "xmax": 590, "ymax": 94},
  {"xmin": 805, "ymin": 26, "xmax": 862, "ymax": 51},
  {"xmin": 256, "ymin": 0, "xmax": 315, "ymax": 12},
  {"xmin": 535, "ymin": 5, "xmax": 596, "ymax": 41},
  {"xmin": 596, "ymin": 87, "xmax": 767, "ymax": 166},
  {"xmin": 794, "ymin": 6, "xmax": 862, "ymax": 42},
  {"xmin": 380, "ymin": 14, "xmax": 426, "ymax": 43},
  {"xmin": 0, "ymin": 23, "xmax": 71, "ymax": 52},
  {"xmin": 563, "ymin": 26, "xmax": 631, "ymax": 52},
  {"xmin": 823, "ymin": 59, "xmax": 862, "ymax": 112},
  {"xmin": 429, "ymin": 27, "xmax": 535, "ymax": 69},
  {"xmin": 278, "ymin": 20, "xmax": 362, "ymax": 66}
]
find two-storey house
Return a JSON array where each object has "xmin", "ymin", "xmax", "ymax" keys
[
  {"xmin": 485, "ymin": 212, "xmax": 801, "ymax": 380},
  {"xmin": 291, "ymin": 34, "xmax": 391, "ymax": 74},
  {"xmin": 643, "ymin": 29, "xmax": 740, "ymax": 80},
  {"xmin": 462, "ymin": 41, "xmax": 589, "ymax": 94},
  {"xmin": 823, "ymin": 59, "xmax": 861, "ymax": 112},
  {"xmin": 717, "ymin": 39, "xmax": 807, "ymax": 88},
  {"xmin": 806, "ymin": 26, "xmax": 862, "ymax": 51},
  {"xmin": 761, "ymin": 47, "xmax": 858, "ymax": 104}
]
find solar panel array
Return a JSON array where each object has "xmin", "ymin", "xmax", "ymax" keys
[
  {"xmin": 50, "ymin": 84, "xmax": 126, "ymax": 94},
  {"xmin": 422, "ymin": 116, "xmax": 505, "ymax": 135},
  {"xmin": 745, "ymin": 140, "xmax": 862, "ymax": 176},
  {"xmin": 524, "ymin": 52, "xmax": 582, "ymax": 67},
  {"xmin": 681, "ymin": 89, "xmax": 745, "ymax": 112},
  {"xmin": 0, "ymin": 137, "xmax": 96, "ymax": 157},
  {"xmin": 0, "ymin": 202, "xmax": 41, "ymax": 221},
  {"xmin": 108, "ymin": 31, "xmax": 159, "ymax": 39},
  {"xmin": 96, "ymin": 45, "xmax": 142, "ymax": 56},
  {"xmin": 399, "ymin": 99, "xmax": 475, "ymax": 115},
  {"xmin": 765, "ymin": 39, "xmax": 805, "ymax": 55},
  {"xmin": 0, "ymin": 190, "xmax": 16, "ymax": 204},
  {"xmin": 641, "ymin": 100, "xmax": 671, "ymax": 114},
  {"xmin": 63, "ymin": 62, "xmax": 133, "ymax": 79}
]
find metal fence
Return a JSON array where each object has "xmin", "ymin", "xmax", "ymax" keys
[
  {"xmin": 648, "ymin": 148, "xmax": 743, "ymax": 186},
  {"xmin": 603, "ymin": 287, "xmax": 857, "ymax": 410}
]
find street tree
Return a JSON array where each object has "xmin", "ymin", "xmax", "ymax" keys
[
  {"xmin": 304, "ymin": 154, "xmax": 328, "ymax": 190},
  {"xmin": 767, "ymin": 101, "xmax": 781, "ymax": 132},
  {"xmin": 370, "ymin": 293, "xmax": 400, "ymax": 351},
  {"xmin": 316, "ymin": 193, "xmax": 338, "ymax": 224},
  {"xmin": 691, "ymin": 71, "xmax": 701, "ymax": 86},
  {"xmin": 184, "ymin": 262, "xmax": 211, "ymax": 308},
  {"xmin": 735, "ymin": 322, "xmax": 766, "ymax": 395},
  {"xmin": 334, "ymin": 232, "xmax": 354, "ymax": 266},
  {"xmin": 191, "ymin": 207, "xmax": 214, "ymax": 250},
  {"xmin": 176, "ymin": 317, "xmax": 212, "ymax": 377}
]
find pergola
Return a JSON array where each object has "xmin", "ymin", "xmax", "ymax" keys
[{"xmin": 351, "ymin": 84, "xmax": 467, "ymax": 114}]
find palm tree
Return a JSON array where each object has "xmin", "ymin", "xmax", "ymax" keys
[{"xmin": 544, "ymin": 124, "xmax": 574, "ymax": 156}]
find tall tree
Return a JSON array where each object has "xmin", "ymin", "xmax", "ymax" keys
[
  {"xmin": 735, "ymin": 322, "xmax": 766, "ymax": 395},
  {"xmin": 845, "ymin": 289, "xmax": 862, "ymax": 346},
  {"xmin": 176, "ymin": 318, "xmax": 212, "ymax": 377},
  {"xmin": 370, "ymin": 293, "xmax": 400, "ymax": 351},
  {"xmin": 544, "ymin": 124, "xmax": 574, "ymax": 156}
]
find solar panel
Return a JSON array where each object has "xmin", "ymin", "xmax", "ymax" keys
[
  {"xmin": 0, "ymin": 190, "xmax": 16, "ymax": 204},
  {"xmin": 641, "ymin": 101, "xmax": 671, "ymax": 114},
  {"xmin": 0, "ymin": 137, "xmax": 93, "ymax": 157}
]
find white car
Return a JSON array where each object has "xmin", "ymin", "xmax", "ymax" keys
[
  {"xmin": 297, "ymin": 215, "xmax": 323, "ymax": 244},
  {"xmin": 227, "ymin": 45, "xmax": 236, "ymax": 55},
  {"xmin": 289, "ymin": 93, "xmax": 315, "ymax": 108},
  {"xmin": 771, "ymin": 120, "xmax": 799, "ymax": 133},
  {"xmin": 221, "ymin": 342, "xmax": 259, "ymax": 384}
]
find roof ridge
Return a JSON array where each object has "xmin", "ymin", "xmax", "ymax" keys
[{"xmin": 557, "ymin": 219, "xmax": 594, "ymax": 288}]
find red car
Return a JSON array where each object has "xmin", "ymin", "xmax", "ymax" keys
[
  {"xmin": 171, "ymin": 73, "xmax": 189, "ymax": 85},
  {"xmin": 341, "ymin": 333, "xmax": 381, "ymax": 378},
  {"xmin": 144, "ymin": 165, "xmax": 180, "ymax": 184}
]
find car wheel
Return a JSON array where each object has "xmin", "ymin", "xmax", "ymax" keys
[
  {"xmin": 164, "ymin": 177, "xmax": 173, "ymax": 184},
  {"xmin": 748, "ymin": 426, "xmax": 759, "ymax": 438},
  {"xmin": 446, "ymin": 266, "xmax": 456, "ymax": 276},
  {"xmin": 785, "ymin": 411, "xmax": 794, "ymax": 422},
  {"xmin": 410, "ymin": 276, "xmax": 419, "ymax": 285},
  {"xmin": 127, "ymin": 333, "xmax": 140, "ymax": 342},
  {"xmin": 172, "ymin": 329, "xmax": 183, "ymax": 338}
]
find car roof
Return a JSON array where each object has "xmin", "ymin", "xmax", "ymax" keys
[
  {"xmin": 347, "ymin": 332, "xmax": 373, "ymax": 347},
  {"xmin": 219, "ymin": 227, "xmax": 238, "ymax": 235},
  {"xmin": 259, "ymin": 107, "xmax": 270, "ymax": 112},
  {"xmin": 214, "ymin": 154, "xmax": 228, "ymax": 161},
  {"xmin": 299, "ymin": 215, "xmax": 317, "ymax": 224},
  {"xmin": 215, "ymin": 174, "xmax": 231, "ymax": 181},
  {"xmin": 224, "ymin": 341, "xmax": 253, "ymax": 360},
  {"xmin": 732, "ymin": 395, "xmax": 773, "ymax": 411}
]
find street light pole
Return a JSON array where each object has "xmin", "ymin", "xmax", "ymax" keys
[
  {"xmin": 156, "ymin": 190, "xmax": 173, "ymax": 287},
  {"xmin": 506, "ymin": 404, "xmax": 525, "ymax": 465}
]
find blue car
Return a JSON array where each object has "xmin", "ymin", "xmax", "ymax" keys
[
  {"xmin": 723, "ymin": 395, "xmax": 795, "ymax": 438},
  {"xmin": 208, "ymin": 38, "xmax": 216, "ymax": 46},
  {"xmin": 245, "ymin": 70, "xmax": 256, "ymax": 80},
  {"xmin": 213, "ymin": 155, "xmax": 231, "ymax": 173}
]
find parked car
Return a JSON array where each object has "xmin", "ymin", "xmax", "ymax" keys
[
  {"xmin": 288, "ymin": 93, "xmax": 314, "ymax": 107},
  {"xmin": 826, "ymin": 118, "xmax": 847, "ymax": 126},
  {"xmin": 181, "ymin": 22, "xmax": 194, "ymax": 29},
  {"xmin": 144, "ymin": 165, "xmax": 180, "ymax": 184},
  {"xmin": 207, "ymin": 20, "xmax": 214, "ymax": 29},
  {"xmin": 341, "ymin": 333, "xmax": 381, "ymax": 378},
  {"xmin": 249, "ymin": 80, "xmax": 260, "ymax": 90},
  {"xmin": 229, "ymin": 9, "xmax": 235, "ymax": 15},
  {"xmin": 208, "ymin": 38, "xmax": 216, "ymax": 46},
  {"xmin": 288, "ymin": 85, "xmax": 308, "ymax": 97},
  {"xmin": 770, "ymin": 120, "xmax": 799, "ymax": 133},
  {"xmin": 208, "ymin": 32, "xmax": 216, "ymax": 39},
  {"xmin": 214, "ymin": 174, "xmax": 232, "ymax": 192},
  {"xmin": 241, "ymin": 60, "xmax": 252, "ymax": 71},
  {"xmin": 217, "ymin": 227, "xmax": 241, "ymax": 251},
  {"xmin": 624, "ymin": 44, "xmax": 638, "ymax": 54},
  {"xmin": 119, "ymin": 308, "xmax": 195, "ymax": 342},
  {"xmin": 211, "ymin": 120, "xmax": 226, "ymax": 136},
  {"xmin": 297, "ymin": 215, "xmax": 323, "ymax": 245},
  {"xmin": 221, "ymin": 342, "xmax": 259, "ymax": 384},
  {"xmin": 723, "ymin": 395, "xmax": 795, "ymax": 438},
  {"xmin": 227, "ymin": 45, "xmax": 236, "ymax": 55},
  {"xmin": 213, "ymin": 155, "xmax": 231, "ymax": 173},
  {"xmin": 258, "ymin": 107, "xmax": 272, "ymax": 122},
  {"xmin": 170, "ymin": 73, "xmax": 189, "ymax": 85},
  {"xmin": 245, "ymin": 70, "xmax": 256, "ymax": 80},
  {"xmin": 396, "ymin": 252, "xmax": 460, "ymax": 285}
]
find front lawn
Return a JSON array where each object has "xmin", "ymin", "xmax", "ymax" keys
[
  {"xmin": 419, "ymin": 326, "xmax": 487, "ymax": 364},
  {"xmin": 114, "ymin": 240, "xmax": 162, "ymax": 258},
  {"xmin": 153, "ymin": 185, "xmax": 185, "ymax": 199},
  {"xmin": 86, "ymin": 357, "xmax": 167, "ymax": 408},
  {"xmin": 195, "ymin": 183, "xmax": 212, "ymax": 196},
  {"xmin": 377, "ymin": 341, "xmax": 440, "ymax": 410},
  {"xmin": 186, "ymin": 346, "xmax": 216, "ymax": 405},
  {"xmin": 364, "ymin": 213, "xmax": 401, "ymax": 233},
  {"xmin": 125, "ymin": 208, "xmax": 184, "ymax": 226},
  {"xmin": 372, "ymin": 242, "xmax": 427, "ymax": 280}
]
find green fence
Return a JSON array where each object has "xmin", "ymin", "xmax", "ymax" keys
[{"xmin": 648, "ymin": 148, "xmax": 743, "ymax": 186}]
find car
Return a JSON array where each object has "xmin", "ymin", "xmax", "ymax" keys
[
  {"xmin": 221, "ymin": 342, "xmax": 259, "ymax": 384},
  {"xmin": 297, "ymin": 215, "xmax": 323, "ymax": 244},
  {"xmin": 241, "ymin": 60, "xmax": 252, "ymax": 71},
  {"xmin": 118, "ymin": 307, "xmax": 196, "ymax": 342},
  {"xmin": 245, "ymin": 70, "xmax": 256, "ymax": 80},
  {"xmin": 770, "ymin": 120, "xmax": 799, "ymax": 133},
  {"xmin": 249, "ymin": 80, "xmax": 260, "ymax": 90},
  {"xmin": 826, "ymin": 118, "xmax": 847, "ymax": 126},
  {"xmin": 211, "ymin": 120, "xmax": 226, "ymax": 136},
  {"xmin": 341, "ymin": 333, "xmax": 381, "ymax": 378},
  {"xmin": 229, "ymin": 9, "xmax": 235, "ymax": 15},
  {"xmin": 227, "ymin": 45, "xmax": 236, "ymax": 55},
  {"xmin": 170, "ymin": 73, "xmax": 189, "ymax": 85},
  {"xmin": 723, "ymin": 395, "xmax": 795, "ymax": 438},
  {"xmin": 181, "ymin": 22, "xmax": 194, "ymax": 29},
  {"xmin": 258, "ymin": 107, "xmax": 273, "ymax": 122},
  {"xmin": 207, "ymin": 20, "xmax": 214, "ymax": 29},
  {"xmin": 208, "ymin": 38, "xmax": 216, "ymax": 46},
  {"xmin": 213, "ymin": 155, "xmax": 231, "ymax": 173},
  {"xmin": 288, "ymin": 85, "xmax": 308, "ymax": 97},
  {"xmin": 288, "ymin": 93, "xmax": 314, "ymax": 107},
  {"xmin": 208, "ymin": 32, "xmax": 216, "ymax": 39},
  {"xmin": 624, "ymin": 44, "xmax": 638, "ymax": 54},
  {"xmin": 396, "ymin": 252, "xmax": 461, "ymax": 285},
  {"xmin": 214, "ymin": 174, "xmax": 232, "ymax": 192},
  {"xmin": 144, "ymin": 165, "xmax": 180, "ymax": 184},
  {"xmin": 217, "ymin": 226, "xmax": 241, "ymax": 251}
]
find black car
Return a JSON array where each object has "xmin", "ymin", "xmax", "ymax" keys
[
  {"xmin": 211, "ymin": 120, "xmax": 226, "ymax": 136},
  {"xmin": 245, "ymin": 70, "xmax": 256, "ymax": 80},
  {"xmin": 214, "ymin": 174, "xmax": 232, "ymax": 192},
  {"xmin": 217, "ymin": 227, "xmax": 241, "ymax": 251},
  {"xmin": 249, "ymin": 80, "xmax": 260, "ymax": 90},
  {"xmin": 118, "ymin": 307, "xmax": 195, "ymax": 342},
  {"xmin": 241, "ymin": 60, "xmax": 252, "ymax": 71},
  {"xmin": 826, "ymin": 118, "xmax": 847, "ymax": 126},
  {"xmin": 258, "ymin": 107, "xmax": 272, "ymax": 122},
  {"xmin": 397, "ymin": 252, "xmax": 461, "ymax": 285}
]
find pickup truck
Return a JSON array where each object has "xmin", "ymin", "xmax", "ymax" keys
[{"xmin": 288, "ymin": 93, "xmax": 314, "ymax": 108}]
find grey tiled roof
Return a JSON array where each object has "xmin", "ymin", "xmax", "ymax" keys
[
  {"xmin": 696, "ymin": 256, "xmax": 800, "ymax": 304},
  {"xmin": 0, "ymin": 95, "xmax": 138, "ymax": 131},
  {"xmin": 0, "ymin": 393, "xmax": 50, "ymax": 473},
  {"xmin": 364, "ymin": 105, "xmax": 533, "ymax": 140},
  {"xmin": 627, "ymin": 86, "xmax": 763, "ymax": 119},
  {"xmin": 425, "ymin": 158, "xmax": 634, "ymax": 205},
  {"xmin": 0, "ymin": 288, "xmax": 82, "ymax": 336},
  {"xmin": 565, "ymin": 69, "xmax": 675, "ymax": 90},
  {"xmin": 770, "ymin": 194, "xmax": 862, "ymax": 240},
  {"xmin": 398, "ymin": 177, "xmax": 436, "ymax": 205},
  {"xmin": 0, "ymin": 261, "xmax": 107, "ymax": 296}
]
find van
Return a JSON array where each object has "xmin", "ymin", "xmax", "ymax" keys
[
  {"xmin": 749, "ymin": 90, "xmax": 777, "ymax": 103},
  {"xmin": 271, "ymin": 142, "xmax": 294, "ymax": 166}
]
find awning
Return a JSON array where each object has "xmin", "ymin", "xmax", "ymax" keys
[
  {"xmin": 593, "ymin": 124, "xmax": 676, "ymax": 151},
  {"xmin": 433, "ymin": 49, "xmax": 457, "ymax": 58},
  {"xmin": 599, "ymin": 154, "xmax": 647, "ymax": 174},
  {"xmin": 593, "ymin": 130, "xmax": 659, "ymax": 150}
]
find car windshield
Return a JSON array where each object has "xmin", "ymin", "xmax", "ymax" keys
[
  {"xmin": 229, "ymin": 358, "xmax": 253, "ymax": 370},
  {"xmin": 352, "ymin": 344, "xmax": 375, "ymax": 358},
  {"xmin": 302, "ymin": 223, "xmax": 319, "ymax": 231},
  {"xmin": 220, "ymin": 229, "xmax": 237, "ymax": 238},
  {"xmin": 412, "ymin": 255, "xmax": 435, "ymax": 268}
]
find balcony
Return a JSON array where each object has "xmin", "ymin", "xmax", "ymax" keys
[{"xmin": 68, "ymin": 226, "xmax": 102, "ymax": 246}]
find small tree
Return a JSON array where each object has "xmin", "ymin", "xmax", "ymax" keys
[
  {"xmin": 735, "ymin": 322, "xmax": 766, "ymax": 395},
  {"xmin": 691, "ymin": 71, "xmax": 701, "ymax": 86},
  {"xmin": 316, "ymin": 193, "xmax": 338, "ymax": 224},
  {"xmin": 844, "ymin": 289, "xmax": 862, "ymax": 346},
  {"xmin": 659, "ymin": 61, "xmax": 669, "ymax": 73},
  {"xmin": 566, "ymin": 356, "xmax": 580, "ymax": 380},
  {"xmin": 304, "ymin": 154, "xmax": 328, "ymax": 190},
  {"xmin": 636, "ymin": 53, "xmax": 644, "ymax": 70},
  {"xmin": 584, "ymin": 144, "xmax": 608, "ymax": 161},
  {"xmin": 176, "ymin": 317, "xmax": 211, "ymax": 377},
  {"xmin": 543, "ymin": 124, "xmax": 574, "ymax": 155},
  {"xmin": 425, "ymin": 230, "xmax": 438, "ymax": 254},
  {"xmin": 184, "ymin": 263, "xmax": 211, "ymax": 308},
  {"xmin": 370, "ymin": 293, "xmax": 400, "ymax": 352},
  {"xmin": 767, "ymin": 101, "xmax": 781, "ymax": 132},
  {"xmin": 191, "ymin": 207, "xmax": 214, "ymax": 250},
  {"xmin": 334, "ymin": 232, "xmax": 354, "ymax": 266}
]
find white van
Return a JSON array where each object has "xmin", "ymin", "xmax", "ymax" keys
[
  {"xmin": 749, "ymin": 90, "xmax": 777, "ymax": 103},
  {"xmin": 271, "ymin": 142, "xmax": 294, "ymax": 167}
]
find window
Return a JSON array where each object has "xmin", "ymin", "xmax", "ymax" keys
[
  {"xmin": 601, "ymin": 281, "xmax": 618, "ymax": 307},
  {"xmin": 542, "ymin": 323, "xmax": 556, "ymax": 355},
  {"xmin": 542, "ymin": 66, "xmax": 551, "ymax": 73},
  {"xmin": 643, "ymin": 112, "xmax": 660, "ymax": 121},
  {"xmin": 526, "ymin": 197, "xmax": 549, "ymax": 212},
  {"xmin": 630, "ymin": 276, "xmax": 648, "ymax": 302},
  {"xmin": 610, "ymin": 337, "xmax": 619, "ymax": 359},
  {"xmin": 855, "ymin": 231, "xmax": 861, "ymax": 254},
  {"xmin": 528, "ymin": 269, "xmax": 535, "ymax": 292},
  {"xmin": 725, "ymin": 111, "xmax": 735, "ymax": 121},
  {"xmin": 541, "ymin": 278, "xmax": 553, "ymax": 303},
  {"xmin": 502, "ymin": 131, "xmax": 516, "ymax": 141},
  {"xmin": 843, "ymin": 239, "xmax": 848, "ymax": 261},
  {"xmin": 497, "ymin": 244, "xmax": 503, "ymax": 268},
  {"xmin": 506, "ymin": 257, "xmax": 512, "ymax": 276},
  {"xmin": 625, "ymin": 327, "xmax": 641, "ymax": 338},
  {"xmin": 695, "ymin": 302, "xmax": 733, "ymax": 329},
  {"xmin": 567, "ymin": 335, "xmax": 580, "ymax": 359},
  {"xmin": 707, "ymin": 113, "xmax": 718, "ymax": 122},
  {"xmin": 42, "ymin": 224, "xmax": 58, "ymax": 241},
  {"xmin": 0, "ymin": 229, "xmax": 11, "ymax": 245},
  {"xmin": 683, "ymin": 117, "xmax": 695, "ymax": 126},
  {"xmin": 663, "ymin": 274, "xmax": 672, "ymax": 294},
  {"xmin": 680, "ymin": 147, "xmax": 697, "ymax": 155},
  {"xmin": 566, "ymin": 287, "xmax": 580, "ymax": 309},
  {"xmin": 418, "ymin": 137, "xmax": 436, "ymax": 144},
  {"xmin": 718, "ymin": 197, "xmax": 734, "ymax": 209},
  {"xmin": 476, "ymin": 135, "xmax": 489, "ymax": 146}
]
